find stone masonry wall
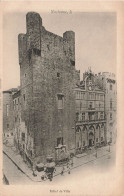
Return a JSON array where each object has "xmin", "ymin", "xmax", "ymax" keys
[{"xmin": 18, "ymin": 12, "xmax": 80, "ymax": 163}]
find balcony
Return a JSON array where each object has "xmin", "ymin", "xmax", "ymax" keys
[
  {"xmin": 88, "ymin": 107, "xmax": 95, "ymax": 110},
  {"xmin": 76, "ymin": 118, "xmax": 106, "ymax": 126}
]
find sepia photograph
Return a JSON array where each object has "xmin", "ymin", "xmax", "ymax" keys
[{"xmin": 0, "ymin": 1, "xmax": 124, "ymax": 196}]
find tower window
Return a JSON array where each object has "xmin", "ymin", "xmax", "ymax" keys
[
  {"xmin": 6, "ymin": 104, "xmax": 9, "ymax": 116},
  {"xmin": 23, "ymin": 94, "xmax": 25, "ymax": 101},
  {"xmin": 57, "ymin": 137, "xmax": 63, "ymax": 146},
  {"xmin": 57, "ymin": 72, "xmax": 60, "ymax": 78},
  {"xmin": 110, "ymin": 84, "xmax": 112, "ymax": 90},
  {"xmin": 57, "ymin": 94, "xmax": 64, "ymax": 109}
]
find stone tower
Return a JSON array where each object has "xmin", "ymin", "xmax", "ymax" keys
[{"xmin": 18, "ymin": 12, "xmax": 80, "ymax": 164}]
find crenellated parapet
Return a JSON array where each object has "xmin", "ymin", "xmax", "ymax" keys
[{"xmin": 63, "ymin": 31, "xmax": 75, "ymax": 65}]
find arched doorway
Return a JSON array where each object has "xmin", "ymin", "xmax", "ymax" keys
[{"xmin": 89, "ymin": 126, "xmax": 95, "ymax": 147}]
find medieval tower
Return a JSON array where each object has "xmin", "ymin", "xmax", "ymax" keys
[{"xmin": 18, "ymin": 12, "xmax": 80, "ymax": 164}]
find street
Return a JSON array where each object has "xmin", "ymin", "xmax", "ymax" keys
[
  {"xmin": 3, "ymin": 153, "xmax": 33, "ymax": 185},
  {"xmin": 3, "ymin": 145, "xmax": 115, "ymax": 185}
]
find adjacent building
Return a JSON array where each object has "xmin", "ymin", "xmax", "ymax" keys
[
  {"xmin": 75, "ymin": 70, "xmax": 106, "ymax": 153},
  {"xmin": 97, "ymin": 72, "xmax": 117, "ymax": 144},
  {"xmin": 3, "ymin": 88, "xmax": 18, "ymax": 145}
]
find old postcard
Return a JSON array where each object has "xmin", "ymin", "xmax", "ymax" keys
[{"xmin": 0, "ymin": 1, "xmax": 124, "ymax": 196}]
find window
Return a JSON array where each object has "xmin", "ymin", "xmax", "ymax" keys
[
  {"xmin": 70, "ymin": 60, "xmax": 75, "ymax": 66},
  {"xmin": 57, "ymin": 94, "xmax": 64, "ymax": 109},
  {"xmin": 96, "ymin": 94, "xmax": 99, "ymax": 100},
  {"xmin": 90, "ymin": 93, "xmax": 94, "ymax": 100},
  {"xmin": 100, "ymin": 95, "xmax": 104, "ymax": 101},
  {"xmin": 33, "ymin": 48, "xmax": 41, "ymax": 56},
  {"xmin": 6, "ymin": 104, "xmax": 9, "ymax": 116},
  {"xmin": 110, "ymin": 84, "xmax": 112, "ymax": 90},
  {"xmin": 83, "ymin": 141, "xmax": 85, "ymax": 146},
  {"xmin": 11, "ymin": 133, "xmax": 13, "ymax": 136},
  {"xmin": 47, "ymin": 44, "xmax": 50, "ymax": 51},
  {"xmin": 89, "ymin": 102, "xmax": 93, "ymax": 109},
  {"xmin": 101, "ymin": 137, "xmax": 103, "ymax": 141},
  {"xmin": 13, "ymin": 101, "xmax": 15, "ymax": 110},
  {"xmin": 110, "ymin": 100, "xmax": 112, "ymax": 109},
  {"xmin": 89, "ymin": 113, "xmax": 93, "ymax": 121},
  {"xmin": 15, "ymin": 100, "xmax": 16, "ymax": 109},
  {"xmin": 95, "ymin": 112, "xmax": 98, "ymax": 120},
  {"xmin": 57, "ymin": 137, "xmax": 63, "ymax": 146},
  {"xmin": 82, "ymin": 113, "xmax": 85, "ymax": 121},
  {"xmin": 96, "ymin": 138, "xmax": 98, "ymax": 142},
  {"xmin": 110, "ymin": 113, "xmax": 112, "ymax": 120},
  {"xmin": 76, "ymin": 112, "xmax": 79, "ymax": 121},
  {"xmin": 57, "ymin": 72, "xmax": 60, "ymax": 78},
  {"xmin": 100, "ymin": 112, "xmax": 104, "ymax": 119},
  {"xmin": 22, "ymin": 133, "xmax": 25, "ymax": 141},
  {"xmin": 81, "ymin": 92, "xmax": 85, "ymax": 99},
  {"xmin": 23, "ymin": 94, "xmax": 25, "ymax": 101},
  {"xmin": 7, "ymin": 124, "xmax": 9, "ymax": 129}
]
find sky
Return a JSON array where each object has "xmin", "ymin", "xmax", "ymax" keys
[{"xmin": 3, "ymin": 11, "xmax": 116, "ymax": 90}]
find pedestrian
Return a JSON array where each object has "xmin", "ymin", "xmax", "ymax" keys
[
  {"xmin": 61, "ymin": 166, "xmax": 64, "ymax": 176},
  {"xmin": 68, "ymin": 163, "xmax": 71, "ymax": 174}
]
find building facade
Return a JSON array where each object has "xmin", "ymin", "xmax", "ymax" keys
[
  {"xmin": 3, "ymin": 88, "xmax": 18, "ymax": 145},
  {"xmin": 97, "ymin": 72, "xmax": 117, "ymax": 144},
  {"xmin": 75, "ymin": 70, "xmax": 106, "ymax": 153}
]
